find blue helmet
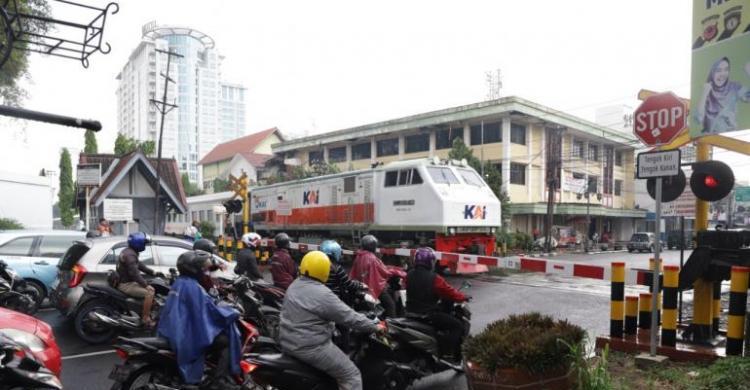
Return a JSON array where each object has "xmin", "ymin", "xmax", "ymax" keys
[
  {"xmin": 320, "ymin": 240, "xmax": 342, "ymax": 263},
  {"xmin": 127, "ymin": 232, "xmax": 151, "ymax": 253}
]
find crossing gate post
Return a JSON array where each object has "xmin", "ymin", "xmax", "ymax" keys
[
  {"xmin": 625, "ymin": 296, "xmax": 639, "ymax": 335},
  {"xmin": 662, "ymin": 265, "xmax": 679, "ymax": 347},
  {"xmin": 727, "ymin": 266, "xmax": 750, "ymax": 356},
  {"xmin": 610, "ymin": 262, "xmax": 625, "ymax": 338}
]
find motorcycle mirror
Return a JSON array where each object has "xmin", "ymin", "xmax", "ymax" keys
[{"xmin": 169, "ymin": 268, "xmax": 177, "ymax": 275}]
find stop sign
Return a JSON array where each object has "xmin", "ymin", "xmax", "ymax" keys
[{"xmin": 633, "ymin": 92, "xmax": 687, "ymax": 146}]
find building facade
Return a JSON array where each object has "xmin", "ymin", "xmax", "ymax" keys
[
  {"xmin": 272, "ymin": 97, "xmax": 646, "ymax": 241},
  {"xmin": 116, "ymin": 22, "xmax": 247, "ymax": 184}
]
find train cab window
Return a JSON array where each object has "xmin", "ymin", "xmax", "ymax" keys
[
  {"xmin": 427, "ymin": 166, "xmax": 460, "ymax": 184},
  {"xmin": 398, "ymin": 170, "xmax": 410, "ymax": 186},
  {"xmin": 385, "ymin": 171, "xmax": 398, "ymax": 187},
  {"xmin": 344, "ymin": 176, "xmax": 356, "ymax": 193},
  {"xmin": 411, "ymin": 169, "xmax": 423, "ymax": 184},
  {"xmin": 458, "ymin": 168, "xmax": 485, "ymax": 187}
]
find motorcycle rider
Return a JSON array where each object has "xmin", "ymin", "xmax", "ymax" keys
[
  {"xmin": 158, "ymin": 250, "xmax": 242, "ymax": 390},
  {"xmin": 270, "ymin": 233, "xmax": 297, "ymax": 290},
  {"xmin": 193, "ymin": 238, "xmax": 227, "ymax": 292},
  {"xmin": 236, "ymin": 233, "xmax": 263, "ymax": 280},
  {"xmin": 406, "ymin": 247, "xmax": 469, "ymax": 363},
  {"xmin": 279, "ymin": 250, "xmax": 380, "ymax": 390},
  {"xmin": 320, "ymin": 240, "xmax": 362, "ymax": 300},
  {"xmin": 349, "ymin": 234, "xmax": 401, "ymax": 317},
  {"xmin": 116, "ymin": 232, "xmax": 157, "ymax": 327}
]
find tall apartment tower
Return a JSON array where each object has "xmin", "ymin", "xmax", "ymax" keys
[{"xmin": 116, "ymin": 22, "xmax": 246, "ymax": 183}]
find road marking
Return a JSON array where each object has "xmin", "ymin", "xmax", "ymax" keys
[{"xmin": 61, "ymin": 350, "xmax": 115, "ymax": 360}]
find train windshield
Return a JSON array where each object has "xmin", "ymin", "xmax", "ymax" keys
[
  {"xmin": 457, "ymin": 168, "xmax": 485, "ymax": 187},
  {"xmin": 426, "ymin": 166, "xmax": 460, "ymax": 184}
]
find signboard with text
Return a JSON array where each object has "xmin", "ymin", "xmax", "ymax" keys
[
  {"xmin": 103, "ymin": 199, "xmax": 133, "ymax": 221},
  {"xmin": 634, "ymin": 92, "xmax": 688, "ymax": 146},
  {"xmin": 636, "ymin": 150, "xmax": 682, "ymax": 179},
  {"xmin": 76, "ymin": 164, "xmax": 101, "ymax": 186}
]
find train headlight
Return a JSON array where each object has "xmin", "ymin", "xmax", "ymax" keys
[
  {"xmin": 448, "ymin": 227, "xmax": 456, "ymax": 236},
  {"xmin": 490, "ymin": 227, "xmax": 497, "ymax": 234}
]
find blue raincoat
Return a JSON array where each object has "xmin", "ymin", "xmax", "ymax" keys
[{"xmin": 157, "ymin": 277, "xmax": 242, "ymax": 384}]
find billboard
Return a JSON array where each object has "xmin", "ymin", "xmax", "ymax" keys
[{"xmin": 689, "ymin": 1, "xmax": 750, "ymax": 138}]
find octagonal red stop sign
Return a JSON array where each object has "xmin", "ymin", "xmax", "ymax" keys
[{"xmin": 633, "ymin": 92, "xmax": 687, "ymax": 147}]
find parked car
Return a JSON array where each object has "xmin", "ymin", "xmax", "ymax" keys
[
  {"xmin": 626, "ymin": 232, "xmax": 666, "ymax": 253},
  {"xmin": 0, "ymin": 230, "xmax": 85, "ymax": 305},
  {"xmin": 0, "ymin": 306, "xmax": 61, "ymax": 377},
  {"xmin": 667, "ymin": 230, "xmax": 694, "ymax": 250},
  {"xmin": 50, "ymin": 235, "xmax": 235, "ymax": 319}
]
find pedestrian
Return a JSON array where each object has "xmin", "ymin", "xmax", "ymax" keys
[
  {"xmin": 532, "ymin": 227, "xmax": 540, "ymax": 241},
  {"xmin": 97, "ymin": 218, "xmax": 112, "ymax": 237},
  {"xmin": 184, "ymin": 220, "xmax": 200, "ymax": 242}
]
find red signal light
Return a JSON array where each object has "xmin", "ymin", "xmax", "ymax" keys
[{"xmin": 704, "ymin": 175, "xmax": 719, "ymax": 188}]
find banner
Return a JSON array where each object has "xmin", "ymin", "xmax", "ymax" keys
[{"xmin": 689, "ymin": 0, "xmax": 750, "ymax": 138}]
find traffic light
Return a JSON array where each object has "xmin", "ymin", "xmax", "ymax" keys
[
  {"xmin": 647, "ymin": 168, "xmax": 686, "ymax": 202},
  {"xmin": 223, "ymin": 199, "xmax": 243, "ymax": 213},
  {"xmin": 689, "ymin": 160, "xmax": 734, "ymax": 202}
]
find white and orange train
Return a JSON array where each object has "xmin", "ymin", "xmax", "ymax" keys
[{"xmin": 250, "ymin": 158, "xmax": 501, "ymax": 271}]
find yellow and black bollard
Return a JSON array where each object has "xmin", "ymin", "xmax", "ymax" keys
[
  {"xmin": 610, "ymin": 262, "xmax": 625, "ymax": 338},
  {"xmin": 649, "ymin": 258, "xmax": 662, "ymax": 324},
  {"xmin": 713, "ymin": 281, "xmax": 721, "ymax": 335},
  {"xmin": 625, "ymin": 296, "xmax": 639, "ymax": 335},
  {"xmin": 639, "ymin": 292, "xmax": 652, "ymax": 330},
  {"xmin": 217, "ymin": 236, "xmax": 225, "ymax": 258},
  {"xmin": 226, "ymin": 239, "xmax": 234, "ymax": 262},
  {"xmin": 727, "ymin": 266, "xmax": 750, "ymax": 356},
  {"xmin": 661, "ymin": 265, "xmax": 679, "ymax": 347}
]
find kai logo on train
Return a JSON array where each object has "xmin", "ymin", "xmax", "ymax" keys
[
  {"xmin": 464, "ymin": 205, "xmax": 487, "ymax": 220},
  {"xmin": 303, "ymin": 190, "xmax": 320, "ymax": 205}
]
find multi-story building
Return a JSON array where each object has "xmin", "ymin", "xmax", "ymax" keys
[
  {"xmin": 116, "ymin": 22, "xmax": 247, "ymax": 185},
  {"xmin": 272, "ymin": 97, "xmax": 646, "ymax": 241}
]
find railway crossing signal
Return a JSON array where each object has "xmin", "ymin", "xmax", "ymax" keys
[
  {"xmin": 228, "ymin": 172, "xmax": 251, "ymax": 234},
  {"xmin": 689, "ymin": 160, "xmax": 735, "ymax": 202}
]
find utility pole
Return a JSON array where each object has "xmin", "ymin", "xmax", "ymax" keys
[
  {"xmin": 544, "ymin": 127, "xmax": 562, "ymax": 253},
  {"xmin": 150, "ymin": 48, "xmax": 183, "ymax": 235}
]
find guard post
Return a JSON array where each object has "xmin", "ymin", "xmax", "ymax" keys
[
  {"xmin": 661, "ymin": 265, "xmax": 679, "ymax": 347},
  {"xmin": 625, "ymin": 296, "xmax": 639, "ymax": 335},
  {"xmin": 639, "ymin": 292, "xmax": 652, "ymax": 330},
  {"xmin": 727, "ymin": 266, "xmax": 750, "ymax": 356},
  {"xmin": 610, "ymin": 262, "xmax": 625, "ymax": 338}
]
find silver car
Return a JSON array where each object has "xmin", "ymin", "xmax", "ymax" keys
[{"xmin": 50, "ymin": 235, "xmax": 235, "ymax": 318}]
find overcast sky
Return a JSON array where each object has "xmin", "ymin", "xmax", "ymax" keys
[{"xmin": 3, "ymin": 0, "xmax": 747, "ymax": 182}]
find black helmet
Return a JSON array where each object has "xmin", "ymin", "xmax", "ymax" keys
[
  {"xmin": 177, "ymin": 250, "xmax": 211, "ymax": 279},
  {"xmin": 360, "ymin": 234, "xmax": 378, "ymax": 253},
  {"xmin": 274, "ymin": 233, "xmax": 291, "ymax": 250},
  {"xmin": 193, "ymin": 238, "xmax": 217, "ymax": 254}
]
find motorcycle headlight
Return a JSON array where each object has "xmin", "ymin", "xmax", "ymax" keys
[{"xmin": 0, "ymin": 329, "xmax": 46, "ymax": 353}]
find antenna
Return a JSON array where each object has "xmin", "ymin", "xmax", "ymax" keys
[{"xmin": 485, "ymin": 68, "xmax": 503, "ymax": 101}]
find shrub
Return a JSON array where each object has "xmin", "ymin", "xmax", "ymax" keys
[
  {"xmin": 463, "ymin": 312, "xmax": 586, "ymax": 375},
  {"xmin": 0, "ymin": 218, "xmax": 23, "ymax": 230},
  {"xmin": 199, "ymin": 220, "xmax": 216, "ymax": 241},
  {"xmin": 513, "ymin": 232, "xmax": 533, "ymax": 251},
  {"xmin": 496, "ymin": 230, "xmax": 514, "ymax": 248}
]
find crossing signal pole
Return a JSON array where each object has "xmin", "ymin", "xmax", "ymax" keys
[{"xmin": 229, "ymin": 171, "xmax": 250, "ymax": 234}]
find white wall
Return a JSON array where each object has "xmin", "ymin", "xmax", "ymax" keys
[
  {"xmin": 0, "ymin": 172, "xmax": 53, "ymax": 229},
  {"xmin": 110, "ymin": 168, "xmax": 156, "ymax": 198}
]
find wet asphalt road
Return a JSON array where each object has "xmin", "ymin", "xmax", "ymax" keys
[
  {"xmin": 38, "ymin": 269, "xmax": 625, "ymax": 390},
  {"xmin": 531, "ymin": 247, "xmax": 694, "ymax": 269}
]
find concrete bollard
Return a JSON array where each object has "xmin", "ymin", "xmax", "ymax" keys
[
  {"xmin": 727, "ymin": 266, "xmax": 750, "ymax": 356},
  {"xmin": 661, "ymin": 265, "xmax": 679, "ymax": 347},
  {"xmin": 610, "ymin": 262, "xmax": 625, "ymax": 338},
  {"xmin": 713, "ymin": 281, "xmax": 721, "ymax": 335},
  {"xmin": 625, "ymin": 296, "xmax": 639, "ymax": 335},
  {"xmin": 639, "ymin": 292, "xmax": 653, "ymax": 330}
]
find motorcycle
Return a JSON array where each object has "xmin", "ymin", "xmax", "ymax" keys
[
  {"xmin": 73, "ymin": 272, "xmax": 172, "ymax": 344},
  {"xmin": 0, "ymin": 260, "xmax": 40, "ymax": 315},
  {"xmin": 221, "ymin": 276, "xmax": 281, "ymax": 341},
  {"xmin": 385, "ymin": 265, "xmax": 407, "ymax": 317},
  {"xmin": 0, "ymin": 334, "xmax": 62, "ymax": 390},
  {"xmin": 108, "ymin": 309, "xmax": 262, "ymax": 390}
]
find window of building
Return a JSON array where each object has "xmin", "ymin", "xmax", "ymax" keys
[
  {"xmin": 344, "ymin": 176, "xmax": 356, "ymax": 193},
  {"xmin": 351, "ymin": 142, "xmax": 371, "ymax": 160},
  {"xmin": 615, "ymin": 180, "xmax": 623, "ymax": 196},
  {"xmin": 510, "ymin": 163, "xmax": 526, "ymax": 185},
  {"xmin": 376, "ymin": 138, "xmax": 399, "ymax": 157},
  {"xmin": 588, "ymin": 144, "xmax": 599, "ymax": 161},
  {"xmin": 470, "ymin": 122, "xmax": 501, "ymax": 145},
  {"xmin": 572, "ymin": 172, "xmax": 585, "ymax": 179},
  {"xmin": 328, "ymin": 146, "xmax": 346, "ymax": 163},
  {"xmin": 308, "ymin": 150, "xmax": 324, "ymax": 165},
  {"xmin": 426, "ymin": 167, "xmax": 460, "ymax": 184},
  {"xmin": 405, "ymin": 133, "xmax": 430, "ymax": 153},
  {"xmin": 573, "ymin": 140, "xmax": 584, "ymax": 159},
  {"xmin": 615, "ymin": 151, "xmax": 623, "ymax": 166},
  {"xmin": 435, "ymin": 127, "xmax": 464, "ymax": 149},
  {"xmin": 587, "ymin": 176, "xmax": 599, "ymax": 193},
  {"xmin": 510, "ymin": 123, "xmax": 527, "ymax": 145}
]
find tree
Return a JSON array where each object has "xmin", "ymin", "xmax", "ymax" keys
[
  {"xmin": 0, "ymin": 218, "xmax": 23, "ymax": 230},
  {"xmin": 58, "ymin": 148, "xmax": 75, "ymax": 227},
  {"xmin": 0, "ymin": 0, "xmax": 50, "ymax": 106},
  {"xmin": 114, "ymin": 134, "xmax": 156, "ymax": 156},
  {"xmin": 212, "ymin": 177, "xmax": 230, "ymax": 192},
  {"xmin": 288, "ymin": 161, "xmax": 341, "ymax": 181},
  {"xmin": 84, "ymin": 130, "xmax": 98, "ymax": 154},
  {"xmin": 448, "ymin": 138, "xmax": 511, "ymax": 220},
  {"xmin": 181, "ymin": 173, "xmax": 204, "ymax": 197}
]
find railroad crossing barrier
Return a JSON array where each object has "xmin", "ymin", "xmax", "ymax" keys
[{"xmin": 727, "ymin": 266, "xmax": 749, "ymax": 356}]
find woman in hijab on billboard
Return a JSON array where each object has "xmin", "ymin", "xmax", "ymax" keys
[{"xmin": 694, "ymin": 56, "xmax": 750, "ymax": 134}]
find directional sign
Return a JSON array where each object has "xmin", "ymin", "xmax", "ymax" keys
[
  {"xmin": 77, "ymin": 164, "xmax": 101, "ymax": 186},
  {"xmin": 637, "ymin": 149, "xmax": 681, "ymax": 179},
  {"xmin": 633, "ymin": 92, "xmax": 688, "ymax": 146}
]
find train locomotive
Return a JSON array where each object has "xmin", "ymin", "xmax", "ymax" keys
[{"xmin": 250, "ymin": 158, "xmax": 501, "ymax": 270}]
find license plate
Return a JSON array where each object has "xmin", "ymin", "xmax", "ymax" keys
[{"xmin": 108, "ymin": 364, "xmax": 133, "ymax": 382}]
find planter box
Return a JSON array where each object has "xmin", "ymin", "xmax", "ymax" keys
[{"xmin": 466, "ymin": 363, "xmax": 572, "ymax": 390}]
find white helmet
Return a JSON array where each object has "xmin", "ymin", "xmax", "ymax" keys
[{"xmin": 241, "ymin": 232, "xmax": 262, "ymax": 248}]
